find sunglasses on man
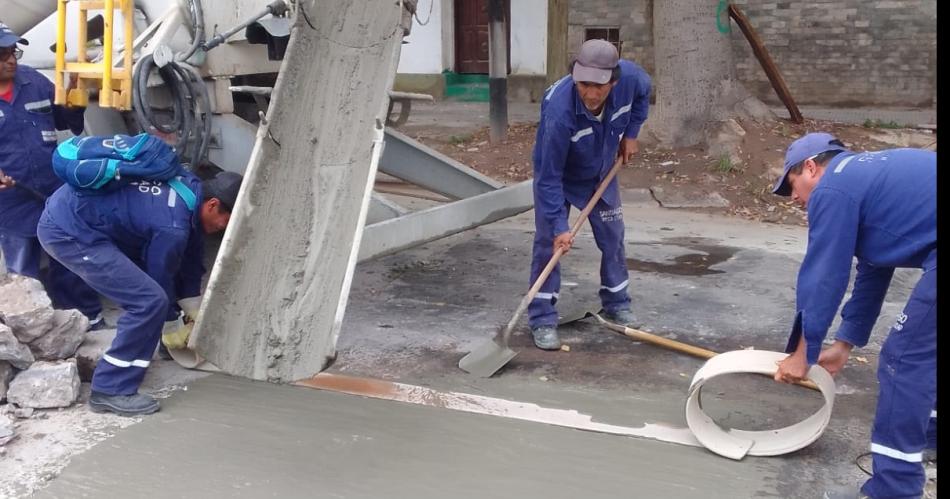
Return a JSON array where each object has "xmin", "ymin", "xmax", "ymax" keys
[{"xmin": 0, "ymin": 47, "xmax": 23, "ymax": 61}]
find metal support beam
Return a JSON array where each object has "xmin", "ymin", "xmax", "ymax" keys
[
  {"xmin": 379, "ymin": 129, "xmax": 502, "ymax": 200},
  {"xmin": 359, "ymin": 180, "xmax": 533, "ymax": 262},
  {"xmin": 367, "ymin": 193, "xmax": 408, "ymax": 224}
]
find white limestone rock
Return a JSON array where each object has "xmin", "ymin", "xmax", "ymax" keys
[
  {"xmin": 6, "ymin": 360, "xmax": 81, "ymax": 409},
  {"xmin": 0, "ymin": 275, "xmax": 55, "ymax": 343},
  {"xmin": 0, "ymin": 361, "xmax": 14, "ymax": 402},
  {"xmin": 29, "ymin": 309, "xmax": 89, "ymax": 360},
  {"xmin": 0, "ymin": 323, "xmax": 34, "ymax": 370}
]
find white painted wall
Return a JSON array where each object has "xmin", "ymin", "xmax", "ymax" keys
[
  {"xmin": 510, "ymin": 0, "xmax": 546, "ymax": 75},
  {"xmin": 397, "ymin": 0, "xmax": 547, "ymax": 76},
  {"xmin": 397, "ymin": 0, "xmax": 444, "ymax": 74}
]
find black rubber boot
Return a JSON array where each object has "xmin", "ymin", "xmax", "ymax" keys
[{"xmin": 89, "ymin": 391, "xmax": 160, "ymax": 417}]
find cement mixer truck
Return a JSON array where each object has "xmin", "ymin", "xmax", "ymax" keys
[{"xmin": 9, "ymin": 0, "xmax": 533, "ymax": 382}]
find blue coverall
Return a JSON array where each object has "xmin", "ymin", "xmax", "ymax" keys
[
  {"xmin": 36, "ymin": 174, "xmax": 205, "ymax": 396},
  {"xmin": 0, "ymin": 65, "xmax": 100, "ymax": 318},
  {"xmin": 528, "ymin": 59, "xmax": 651, "ymax": 329},
  {"xmin": 785, "ymin": 148, "xmax": 936, "ymax": 499}
]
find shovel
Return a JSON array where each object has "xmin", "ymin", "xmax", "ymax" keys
[
  {"xmin": 585, "ymin": 311, "xmax": 820, "ymax": 392},
  {"xmin": 459, "ymin": 156, "xmax": 626, "ymax": 377}
]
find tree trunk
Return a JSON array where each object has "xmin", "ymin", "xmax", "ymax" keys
[{"xmin": 647, "ymin": 0, "xmax": 773, "ymax": 153}]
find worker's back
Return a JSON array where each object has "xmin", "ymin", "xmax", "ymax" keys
[
  {"xmin": 814, "ymin": 148, "xmax": 936, "ymax": 270},
  {"xmin": 41, "ymin": 173, "xmax": 203, "ymax": 258}
]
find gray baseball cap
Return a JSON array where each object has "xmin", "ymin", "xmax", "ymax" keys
[{"xmin": 572, "ymin": 39, "xmax": 619, "ymax": 84}]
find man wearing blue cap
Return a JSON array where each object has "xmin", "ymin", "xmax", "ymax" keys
[
  {"xmin": 0, "ymin": 22, "xmax": 103, "ymax": 327},
  {"xmin": 37, "ymin": 166, "xmax": 242, "ymax": 416},
  {"xmin": 527, "ymin": 39, "xmax": 651, "ymax": 350},
  {"xmin": 771, "ymin": 132, "xmax": 936, "ymax": 499}
]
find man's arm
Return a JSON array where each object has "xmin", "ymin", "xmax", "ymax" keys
[
  {"xmin": 175, "ymin": 224, "xmax": 206, "ymax": 302},
  {"xmin": 50, "ymin": 75, "xmax": 85, "ymax": 135},
  {"xmin": 618, "ymin": 70, "xmax": 651, "ymax": 163},
  {"xmin": 791, "ymin": 188, "xmax": 861, "ymax": 364},
  {"xmin": 535, "ymin": 119, "xmax": 573, "ymax": 238},
  {"xmin": 143, "ymin": 227, "xmax": 190, "ymax": 308},
  {"xmin": 835, "ymin": 260, "xmax": 895, "ymax": 347},
  {"xmin": 623, "ymin": 70, "xmax": 651, "ymax": 140}
]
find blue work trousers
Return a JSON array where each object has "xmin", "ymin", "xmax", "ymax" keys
[
  {"xmin": 37, "ymin": 219, "xmax": 168, "ymax": 396},
  {"xmin": 0, "ymin": 229, "xmax": 101, "ymax": 319},
  {"xmin": 528, "ymin": 191, "xmax": 630, "ymax": 329},
  {"xmin": 862, "ymin": 266, "xmax": 936, "ymax": 499}
]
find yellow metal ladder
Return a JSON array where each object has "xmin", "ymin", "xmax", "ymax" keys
[{"xmin": 53, "ymin": 0, "xmax": 134, "ymax": 110}]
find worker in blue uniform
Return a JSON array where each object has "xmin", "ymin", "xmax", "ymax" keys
[
  {"xmin": 0, "ymin": 23, "xmax": 102, "ymax": 326},
  {"xmin": 37, "ymin": 168, "xmax": 242, "ymax": 416},
  {"xmin": 528, "ymin": 39, "xmax": 651, "ymax": 350},
  {"xmin": 772, "ymin": 133, "xmax": 936, "ymax": 499}
]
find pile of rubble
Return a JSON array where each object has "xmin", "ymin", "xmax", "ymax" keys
[{"xmin": 0, "ymin": 269, "xmax": 113, "ymax": 447}]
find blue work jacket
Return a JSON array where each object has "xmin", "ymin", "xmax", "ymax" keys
[
  {"xmin": 0, "ymin": 65, "xmax": 85, "ymax": 236},
  {"xmin": 532, "ymin": 59, "xmax": 651, "ymax": 237},
  {"xmin": 788, "ymin": 148, "xmax": 937, "ymax": 364},
  {"xmin": 43, "ymin": 173, "xmax": 206, "ymax": 303}
]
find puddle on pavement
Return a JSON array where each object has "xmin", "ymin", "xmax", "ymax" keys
[{"xmin": 627, "ymin": 243, "xmax": 738, "ymax": 276}]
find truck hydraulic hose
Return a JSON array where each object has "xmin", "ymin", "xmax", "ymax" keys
[{"xmin": 132, "ymin": 54, "xmax": 211, "ymax": 167}]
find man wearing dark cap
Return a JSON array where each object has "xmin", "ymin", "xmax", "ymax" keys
[
  {"xmin": 527, "ymin": 38, "xmax": 651, "ymax": 350},
  {"xmin": 771, "ymin": 132, "xmax": 936, "ymax": 499},
  {"xmin": 36, "ymin": 166, "xmax": 243, "ymax": 416},
  {"xmin": 0, "ymin": 22, "xmax": 103, "ymax": 326}
]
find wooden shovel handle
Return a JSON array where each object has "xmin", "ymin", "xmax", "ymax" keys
[{"xmin": 595, "ymin": 315, "xmax": 821, "ymax": 392}]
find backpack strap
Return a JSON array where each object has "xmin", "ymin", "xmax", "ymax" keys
[{"xmin": 167, "ymin": 176, "xmax": 198, "ymax": 211}]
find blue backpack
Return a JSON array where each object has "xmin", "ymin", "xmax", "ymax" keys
[{"xmin": 52, "ymin": 133, "xmax": 197, "ymax": 210}]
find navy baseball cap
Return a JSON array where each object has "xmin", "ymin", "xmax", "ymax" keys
[
  {"xmin": 772, "ymin": 132, "xmax": 849, "ymax": 196},
  {"xmin": 202, "ymin": 171, "xmax": 243, "ymax": 212},
  {"xmin": 0, "ymin": 23, "xmax": 28, "ymax": 48}
]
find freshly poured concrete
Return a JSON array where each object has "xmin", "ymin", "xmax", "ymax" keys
[
  {"xmin": 27, "ymin": 198, "xmax": 915, "ymax": 498},
  {"xmin": 192, "ymin": 1, "xmax": 407, "ymax": 382},
  {"xmin": 34, "ymin": 375, "xmax": 777, "ymax": 499}
]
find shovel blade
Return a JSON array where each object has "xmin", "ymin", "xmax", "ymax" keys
[{"xmin": 458, "ymin": 338, "xmax": 518, "ymax": 377}]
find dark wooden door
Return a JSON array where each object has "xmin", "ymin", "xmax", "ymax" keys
[{"xmin": 455, "ymin": 0, "xmax": 510, "ymax": 74}]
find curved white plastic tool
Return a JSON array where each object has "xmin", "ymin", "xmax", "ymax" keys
[{"xmin": 685, "ymin": 349, "xmax": 835, "ymax": 460}]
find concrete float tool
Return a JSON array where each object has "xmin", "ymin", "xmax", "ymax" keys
[{"xmin": 459, "ymin": 156, "xmax": 626, "ymax": 377}]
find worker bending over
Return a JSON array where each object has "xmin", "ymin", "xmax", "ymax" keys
[
  {"xmin": 37, "ymin": 167, "xmax": 242, "ymax": 416},
  {"xmin": 772, "ymin": 133, "xmax": 936, "ymax": 499}
]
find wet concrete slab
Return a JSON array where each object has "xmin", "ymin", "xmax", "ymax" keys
[
  {"xmin": 34, "ymin": 374, "xmax": 778, "ymax": 499},
  {"xmin": 30, "ymin": 198, "xmax": 916, "ymax": 498}
]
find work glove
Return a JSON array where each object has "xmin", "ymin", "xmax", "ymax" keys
[
  {"xmin": 161, "ymin": 317, "xmax": 192, "ymax": 350},
  {"xmin": 177, "ymin": 296, "xmax": 202, "ymax": 322}
]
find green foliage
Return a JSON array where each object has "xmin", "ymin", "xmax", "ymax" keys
[
  {"xmin": 449, "ymin": 133, "xmax": 473, "ymax": 145},
  {"xmin": 863, "ymin": 119, "xmax": 903, "ymax": 129},
  {"xmin": 714, "ymin": 154, "xmax": 737, "ymax": 174}
]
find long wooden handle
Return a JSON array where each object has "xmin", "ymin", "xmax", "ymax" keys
[
  {"xmin": 499, "ymin": 156, "xmax": 626, "ymax": 344},
  {"xmin": 594, "ymin": 314, "xmax": 821, "ymax": 392}
]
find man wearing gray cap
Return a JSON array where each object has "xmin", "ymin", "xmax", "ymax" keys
[
  {"xmin": 37, "ymin": 166, "xmax": 242, "ymax": 416},
  {"xmin": 771, "ymin": 132, "xmax": 936, "ymax": 499},
  {"xmin": 527, "ymin": 38, "xmax": 651, "ymax": 350}
]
